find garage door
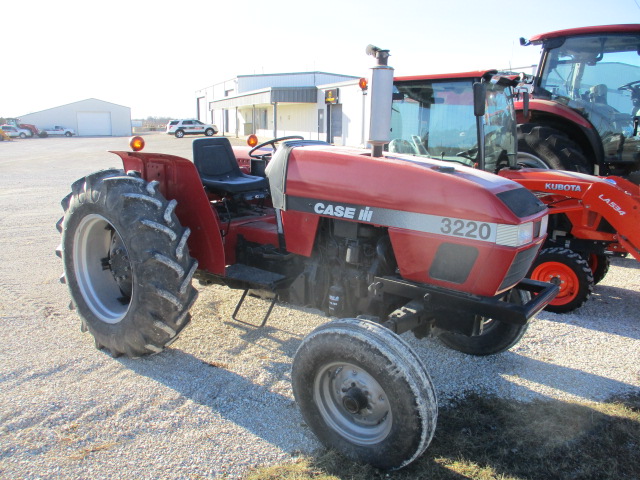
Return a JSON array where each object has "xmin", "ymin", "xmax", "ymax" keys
[{"xmin": 77, "ymin": 112, "xmax": 112, "ymax": 136}]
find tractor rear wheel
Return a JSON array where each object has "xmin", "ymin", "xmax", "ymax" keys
[
  {"xmin": 517, "ymin": 123, "xmax": 591, "ymax": 173},
  {"xmin": 292, "ymin": 318, "xmax": 437, "ymax": 470},
  {"xmin": 528, "ymin": 247, "xmax": 594, "ymax": 313},
  {"xmin": 58, "ymin": 169, "xmax": 198, "ymax": 357},
  {"xmin": 437, "ymin": 289, "xmax": 531, "ymax": 356}
]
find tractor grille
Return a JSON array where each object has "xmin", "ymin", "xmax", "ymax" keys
[{"xmin": 499, "ymin": 244, "xmax": 541, "ymax": 291}]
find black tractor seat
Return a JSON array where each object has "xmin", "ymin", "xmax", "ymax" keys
[{"xmin": 193, "ymin": 137, "xmax": 268, "ymax": 194}]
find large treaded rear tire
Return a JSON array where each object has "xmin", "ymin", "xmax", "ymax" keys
[
  {"xmin": 437, "ymin": 289, "xmax": 531, "ymax": 356},
  {"xmin": 517, "ymin": 123, "xmax": 592, "ymax": 173},
  {"xmin": 292, "ymin": 318, "xmax": 437, "ymax": 470},
  {"xmin": 58, "ymin": 169, "xmax": 198, "ymax": 357}
]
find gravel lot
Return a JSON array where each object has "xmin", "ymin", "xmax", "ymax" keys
[{"xmin": 1, "ymin": 134, "xmax": 638, "ymax": 479}]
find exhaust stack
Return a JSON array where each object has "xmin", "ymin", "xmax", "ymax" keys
[{"xmin": 366, "ymin": 45, "xmax": 394, "ymax": 157}]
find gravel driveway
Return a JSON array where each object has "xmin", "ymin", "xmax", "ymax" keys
[{"xmin": 1, "ymin": 134, "xmax": 638, "ymax": 479}]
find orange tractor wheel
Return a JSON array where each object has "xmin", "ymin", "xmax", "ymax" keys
[{"xmin": 529, "ymin": 247, "xmax": 594, "ymax": 313}]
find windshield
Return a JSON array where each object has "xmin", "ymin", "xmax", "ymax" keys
[
  {"xmin": 539, "ymin": 34, "xmax": 640, "ymax": 138},
  {"xmin": 389, "ymin": 78, "xmax": 516, "ymax": 173}
]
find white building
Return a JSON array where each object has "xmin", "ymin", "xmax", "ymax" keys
[
  {"xmin": 20, "ymin": 98, "xmax": 132, "ymax": 136},
  {"xmin": 196, "ymin": 72, "xmax": 372, "ymax": 147}
]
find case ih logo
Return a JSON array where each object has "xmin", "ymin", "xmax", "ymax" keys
[
  {"xmin": 314, "ymin": 202, "xmax": 373, "ymax": 221},
  {"xmin": 544, "ymin": 183, "xmax": 582, "ymax": 192}
]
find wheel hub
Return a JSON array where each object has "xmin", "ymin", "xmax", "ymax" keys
[
  {"xmin": 313, "ymin": 362, "xmax": 392, "ymax": 445},
  {"xmin": 342, "ymin": 386, "xmax": 369, "ymax": 414},
  {"xmin": 104, "ymin": 233, "xmax": 132, "ymax": 298}
]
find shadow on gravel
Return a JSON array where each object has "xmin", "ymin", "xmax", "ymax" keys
[
  {"xmin": 494, "ymin": 351, "xmax": 638, "ymax": 401},
  {"xmin": 117, "ymin": 346, "xmax": 315, "ymax": 454}
]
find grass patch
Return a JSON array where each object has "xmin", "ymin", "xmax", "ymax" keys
[{"xmin": 244, "ymin": 392, "xmax": 640, "ymax": 480}]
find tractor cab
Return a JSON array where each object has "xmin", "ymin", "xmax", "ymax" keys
[
  {"xmin": 390, "ymin": 70, "xmax": 519, "ymax": 174},
  {"xmin": 517, "ymin": 25, "xmax": 640, "ymax": 176}
]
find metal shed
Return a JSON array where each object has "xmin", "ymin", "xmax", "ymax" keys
[{"xmin": 19, "ymin": 98, "xmax": 132, "ymax": 137}]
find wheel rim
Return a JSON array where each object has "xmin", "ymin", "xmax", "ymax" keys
[
  {"xmin": 314, "ymin": 361, "xmax": 392, "ymax": 445},
  {"xmin": 530, "ymin": 261, "xmax": 578, "ymax": 306},
  {"xmin": 517, "ymin": 152, "xmax": 550, "ymax": 169},
  {"xmin": 73, "ymin": 214, "xmax": 132, "ymax": 324}
]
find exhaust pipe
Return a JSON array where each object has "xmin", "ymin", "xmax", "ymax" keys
[{"xmin": 366, "ymin": 45, "xmax": 394, "ymax": 157}]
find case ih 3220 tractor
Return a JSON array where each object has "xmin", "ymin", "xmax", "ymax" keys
[
  {"xmin": 58, "ymin": 48, "xmax": 558, "ymax": 470},
  {"xmin": 516, "ymin": 24, "xmax": 640, "ymax": 180},
  {"xmin": 390, "ymin": 69, "xmax": 640, "ymax": 313}
]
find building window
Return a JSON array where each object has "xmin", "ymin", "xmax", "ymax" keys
[{"xmin": 255, "ymin": 108, "xmax": 268, "ymax": 129}]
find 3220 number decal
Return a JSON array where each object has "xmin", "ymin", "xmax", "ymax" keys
[{"xmin": 440, "ymin": 218, "xmax": 492, "ymax": 240}]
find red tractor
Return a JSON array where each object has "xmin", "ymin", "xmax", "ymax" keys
[
  {"xmin": 391, "ymin": 70, "xmax": 640, "ymax": 313},
  {"xmin": 515, "ymin": 25, "xmax": 640, "ymax": 181},
  {"xmin": 5, "ymin": 118, "xmax": 39, "ymax": 137},
  {"xmin": 57, "ymin": 49, "xmax": 556, "ymax": 470}
]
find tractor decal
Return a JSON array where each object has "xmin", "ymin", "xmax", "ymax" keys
[
  {"xmin": 287, "ymin": 195, "xmax": 530, "ymax": 247},
  {"xmin": 544, "ymin": 183, "xmax": 583, "ymax": 192},
  {"xmin": 598, "ymin": 195, "xmax": 627, "ymax": 216}
]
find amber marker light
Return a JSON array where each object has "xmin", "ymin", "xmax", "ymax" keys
[
  {"xmin": 247, "ymin": 134, "xmax": 258, "ymax": 147},
  {"xmin": 130, "ymin": 136, "xmax": 145, "ymax": 151},
  {"xmin": 359, "ymin": 77, "xmax": 368, "ymax": 91}
]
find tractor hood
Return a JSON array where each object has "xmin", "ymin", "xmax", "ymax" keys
[{"xmin": 268, "ymin": 142, "xmax": 545, "ymax": 226}]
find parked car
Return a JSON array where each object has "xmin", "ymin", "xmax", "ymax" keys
[
  {"xmin": 39, "ymin": 126, "xmax": 76, "ymax": 137},
  {"xmin": 1, "ymin": 125, "xmax": 31, "ymax": 138},
  {"xmin": 166, "ymin": 119, "xmax": 218, "ymax": 138}
]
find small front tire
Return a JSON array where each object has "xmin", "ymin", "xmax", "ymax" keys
[
  {"xmin": 528, "ymin": 247, "xmax": 594, "ymax": 313},
  {"xmin": 204, "ymin": 128, "xmax": 215, "ymax": 136},
  {"xmin": 292, "ymin": 318, "xmax": 437, "ymax": 470}
]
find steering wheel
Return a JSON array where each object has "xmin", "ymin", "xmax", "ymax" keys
[
  {"xmin": 249, "ymin": 136, "xmax": 304, "ymax": 159},
  {"xmin": 456, "ymin": 146, "xmax": 479, "ymax": 162},
  {"xmin": 618, "ymin": 80, "xmax": 640, "ymax": 91}
]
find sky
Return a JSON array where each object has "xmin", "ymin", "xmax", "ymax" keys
[{"xmin": 4, "ymin": 0, "xmax": 640, "ymax": 119}]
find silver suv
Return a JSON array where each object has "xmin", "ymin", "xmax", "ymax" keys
[{"xmin": 166, "ymin": 119, "xmax": 218, "ymax": 138}]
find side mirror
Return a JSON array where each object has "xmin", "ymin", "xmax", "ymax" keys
[{"xmin": 473, "ymin": 82, "xmax": 486, "ymax": 117}]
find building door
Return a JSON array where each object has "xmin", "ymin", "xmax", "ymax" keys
[{"xmin": 328, "ymin": 104, "xmax": 342, "ymax": 144}]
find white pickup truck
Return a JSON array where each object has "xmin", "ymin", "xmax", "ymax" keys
[{"xmin": 39, "ymin": 126, "xmax": 76, "ymax": 137}]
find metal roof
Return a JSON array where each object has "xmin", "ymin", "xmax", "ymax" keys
[{"xmin": 210, "ymin": 87, "xmax": 318, "ymax": 109}]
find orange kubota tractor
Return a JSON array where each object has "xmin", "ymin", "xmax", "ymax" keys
[
  {"xmin": 390, "ymin": 70, "xmax": 640, "ymax": 313},
  {"xmin": 57, "ymin": 48, "xmax": 557, "ymax": 470}
]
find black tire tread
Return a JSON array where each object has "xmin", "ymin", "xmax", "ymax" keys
[
  {"xmin": 517, "ymin": 123, "xmax": 592, "ymax": 173},
  {"xmin": 292, "ymin": 318, "xmax": 437, "ymax": 470},
  {"xmin": 59, "ymin": 169, "xmax": 198, "ymax": 357}
]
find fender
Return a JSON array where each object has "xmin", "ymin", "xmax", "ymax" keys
[{"xmin": 110, "ymin": 150, "xmax": 226, "ymax": 275}]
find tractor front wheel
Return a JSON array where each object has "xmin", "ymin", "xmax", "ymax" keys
[
  {"xmin": 58, "ymin": 169, "xmax": 198, "ymax": 357},
  {"xmin": 517, "ymin": 123, "xmax": 591, "ymax": 173},
  {"xmin": 528, "ymin": 247, "xmax": 594, "ymax": 313},
  {"xmin": 587, "ymin": 253, "xmax": 610, "ymax": 285},
  {"xmin": 437, "ymin": 288, "xmax": 531, "ymax": 356},
  {"xmin": 292, "ymin": 318, "xmax": 437, "ymax": 470}
]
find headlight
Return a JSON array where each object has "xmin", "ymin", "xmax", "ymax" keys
[{"xmin": 517, "ymin": 222, "xmax": 534, "ymax": 246}]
